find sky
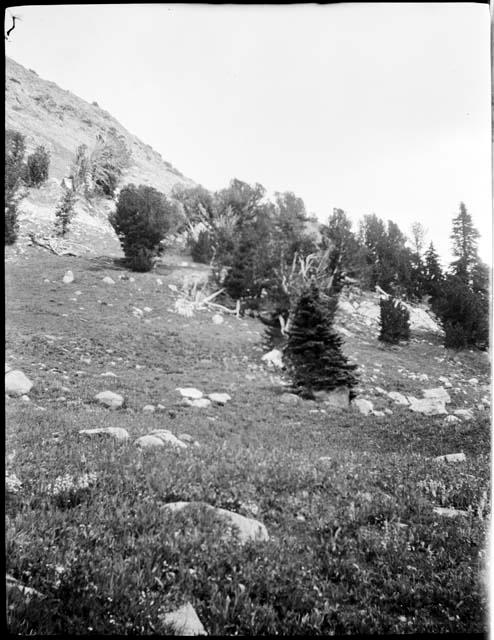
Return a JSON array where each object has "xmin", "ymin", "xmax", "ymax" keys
[{"xmin": 5, "ymin": 3, "xmax": 492, "ymax": 264}]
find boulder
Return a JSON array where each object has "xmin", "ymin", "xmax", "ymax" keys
[
  {"xmin": 5, "ymin": 370, "xmax": 33, "ymax": 396},
  {"xmin": 261, "ymin": 349, "xmax": 283, "ymax": 369},
  {"xmin": 387, "ymin": 391, "xmax": 409, "ymax": 405},
  {"xmin": 102, "ymin": 276, "xmax": 115, "ymax": 285},
  {"xmin": 422, "ymin": 387, "xmax": 451, "ymax": 404},
  {"xmin": 208, "ymin": 392, "xmax": 231, "ymax": 405},
  {"xmin": 177, "ymin": 387, "xmax": 203, "ymax": 399},
  {"xmin": 94, "ymin": 390, "xmax": 124, "ymax": 409},
  {"xmin": 407, "ymin": 396, "xmax": 447, "ymax": 416},
  {"xmin": 159, "ymin": 602, "xmax": 206, "ymax": 636},
  {"xmin": 352, "ymin": 398, "xmax": 373, "ymax": 415},
  {"xmin": 148, "ymin": 430, "xmax": 187, "ymax": 449},
  {"xmin": 337, "ymin": 300, "xmax": 355, "ymax": 315},
  {"xmin": 62, "ymin": 270, "xmax": 74, "ymax": 284},
  {"xmin": 79, "ymin": 427, "xmax": 129, "ymax": 442},
  {"xmin": 434, "ymin": 452, "xmax": 466, "ymax": 463},
  {"xmin": 163, "ymin": 501, "xmax": 269, "ymax": 545}
]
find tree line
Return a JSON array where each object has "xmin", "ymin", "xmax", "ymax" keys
[{"xmin": 5, "ymin": 128, "xmax": 489, "ymax": 353}]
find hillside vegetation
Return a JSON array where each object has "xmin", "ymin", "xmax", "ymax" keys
[{"xmin": 5, "ymin": 249, "xmax": 490, "ymax": 635}]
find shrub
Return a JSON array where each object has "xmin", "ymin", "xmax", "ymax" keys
[
  {"xmin": 26, "ymin": 146, "xmax": 50, "ymax": 187},
  {"xmin": 5, "ymin": 129, "xmax": 27, "ymax": 244},
  {"xmin": 110, "ymin": 184, "xmax": 179, "ymax": 272},
  {"xmin": 379, "ymin": 297, "xmax": 410, "ymax": 344},
  {"xmin": 54, "ymin": 187, "xmax": 76, "ymax": 236},
  {"xmin": 284, "ymin": 282, "xmax": 358, "ymax": 397}
]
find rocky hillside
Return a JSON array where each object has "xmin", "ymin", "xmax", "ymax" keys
[{"xmin": 5, "ymin": 56, "xmax": 196, "ymax": 254}]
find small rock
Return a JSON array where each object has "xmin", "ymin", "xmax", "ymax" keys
[
  {"xmin": 5, "ymin": 370, "xmax": 33, "ymax": 397},
  {"xmin": 102, "ymin": 276, "xmax": 115, "ymax": 285},
  {"xmin": 142, "ymin": 405, "xmax": 155, "ymax": 413},
  {"xmin": 177, "ymin": 387, "xmax": 203, "ymax": 399},
  {"xmin": 261, "ymin": 349, "xmax": 283, "ymax": 369},
  {"xmin": 156, "ymin": 403, "xmax": 166, "ymax": 411},
  {"xmin": 94, "ymin": 390, "xmax": 124, "ymax": 410},
  {"xmin": 318, "ymin": 456, "xmax": 332, "ymax": 463},
  {"xmin": 163, "ymin": 501, "xmax": 269, "ymax": 545},
  {"xmin": 438, "ymin": 376, "xmax": 452, "ymax": 388},
  {"xmin": 387, "ymin": 391, "xmax": 409, "ymax": 405},
  {"xmin": 185, "ymin": 398, "xmax": 212, "ymax": 409},
  {"xmin": 434, "ymin": 452, "xmax": 466, "ymax": 463},
  {"xmin": 20, "ymin": 394, "xmax": 30, "ymax": 403},
  {"xmin": 468, "ymin": 377, "xmax": 479, "ymax": 386},
  {"xmin": 79, "ymin": 427, "xmax": 129, "ymax": 442},
  {"xmin": 212, "ymin": 314, "xmax": 224, "ymax": 325},
  {"xmin": 74, "ymin": 290, "xmax": 82, "ymax": 296},
  {"xmin": 159, "ymin": 602, "xmax": 206, "ymax": 636},
  {"xmin": 444, "ymin": 414, "xmax": 460, "ymax": 424},
  {"xmin": 316, "ymin": 386, "xmax": 350, "ymax": 409},
  {"xmin": 143, "ymin": 307, "xmax": 152, "ymax": 313},
  {"xmin": 178, "ymin": 433, "xmax": 194, "ymax": 443},
  {"xmin": 372, "ymin": 410, "xmax": 385, "ymax": 417},
  {"xmin": 156, "ymin": 278, "xmax": 163, "ymax": 285},
  {"xmin": 433, "ymin": 506, "xmax": 469, "ymax": 518},
  {"xmin": 384, "ymin": 408, "xmax": 393, "ymax": 415},
  {"xmin": 408, "ymin": 396, "xmax": 447, "ymax": 416},
  {"xmin": 148, "ymin": 430, "xmax": 188, "ymax": 449},
  {"xmin": 135, "ymin": 435, "xmax": 165, "ymax": 449},
  {"xmin": 208, "ymin": 392, "xmax": 231, "ymax": 405},
  {"xmin": 279, "ymin": 392, "xmax": 299, "ymax": 405},
  {"xmin": 418, "ymin": 373, "xmax": 429, "ymax": 381},
  {"xmin": 453, "ymin": 409, "xmax": 474, "ymax": 421},
  {"xmin": 100, "ymin": 372, "xmax": 118, "ymax": 378},
  {"xmin": 422, "ymin": 387, "xmax": 451, "ymax": 404},
  {"xmin": 352, "ymin": 398, "xmax": 373, "ymax": 415},
  {"xmin": 62, "ymin": 270, "xmax": 74, "ymax": 284}
]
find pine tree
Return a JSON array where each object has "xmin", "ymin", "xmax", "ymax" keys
[
  {"xmin": 378, "ymin": 297, "xmax": 410, "ymax": 344},
  {"xmin": 423, "ymin": 242, "xmax": 443, "ymax": 298},
  {"xmin": 450, "ymin": 202, "xmax": 480, "ymax": 284},
  {"xmin": 284, "ymin": 282, "xmax": 358, "ymax": 398}
]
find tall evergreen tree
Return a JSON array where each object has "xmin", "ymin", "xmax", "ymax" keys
[
  {"xmin": 284, "ymin": 282, "xmax": 358, "ymax": 398},
  {"xmin": 450, "ymin": 202, "xmax": 480, "ymax": 284}
]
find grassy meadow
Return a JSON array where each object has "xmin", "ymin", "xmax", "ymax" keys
[{"xmin": 5, "ymin": 248, "xmax": 490, "ymax": 634}]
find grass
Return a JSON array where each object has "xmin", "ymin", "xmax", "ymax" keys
[{"xmin": 5, "ymin": 248, "xmax": 490, "ymax": 634}]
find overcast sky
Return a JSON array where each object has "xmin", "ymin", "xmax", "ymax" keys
[{"xmin": 5, "ymin": 3, "xmax": 492, "ymax": 264}]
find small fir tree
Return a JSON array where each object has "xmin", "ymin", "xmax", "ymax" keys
[
  {"xmin": 423, "ymin": 242, "xmax": 443, "ymax": 298},
  {"xmin": 378, "ymin": 297, "xmax": 410, "ymax": 344},
  {"xmin": 284, "ymin": 282, "xmax": 358, "ymax": 398},
  {"xmin": 54, "ymin": 186, "xmax": 76, "ymax": 236}
]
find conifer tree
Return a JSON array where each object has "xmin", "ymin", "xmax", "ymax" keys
[
  {"xmin": 284, "ymin": 282, "xmax": 358, "ymax": 398},
  {"xmin": 423, "ymin": 242, "xmax": 444, "ymax": 298},
  {"xmin": 378, "ymin": 297, "xmax": 410, "ymax": 344},
  {"xmin": 450, "ymin": 202, "xmax": 480, "ymax": 284}
]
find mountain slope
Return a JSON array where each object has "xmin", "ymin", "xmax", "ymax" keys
[{"xmin": 5, "ymin": 56, "xmax": 196, "ymax": 254}]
